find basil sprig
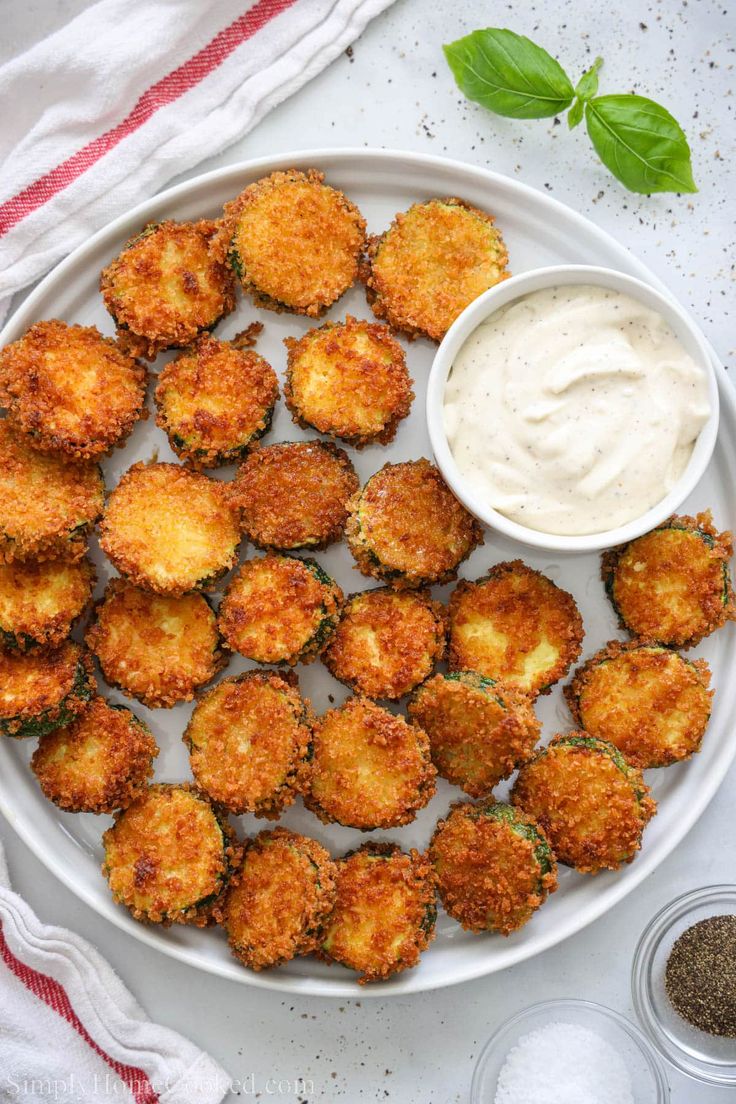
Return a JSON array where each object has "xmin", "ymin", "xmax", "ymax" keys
[{"xmin": 444, "ymin": 28, "xmax": 696, "ymax": 195}]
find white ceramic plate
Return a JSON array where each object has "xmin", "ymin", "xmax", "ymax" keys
[{"xmin": 1, "ymin": 149, "xmax": 734, "ymax": 998}]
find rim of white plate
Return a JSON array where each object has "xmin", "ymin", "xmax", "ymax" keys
[{"xmin": 0, "ymin": 148, "xmax": 733, "ymax": 998}]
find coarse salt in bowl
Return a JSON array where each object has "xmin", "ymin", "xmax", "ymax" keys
[
  {"xmin": 426, "ymin": 265, "xmax": 719, "ymax": 555},
  {"xmin": 471, "ymin": 998, "xmax": 669, "ymax": 1104}
]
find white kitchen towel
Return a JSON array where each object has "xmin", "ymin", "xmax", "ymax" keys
[
  {"xmin": 0, "ymin": 839, "xmax": 231, "ymax": 1103},
  {"xmin": 0, "ymin": 0, "xmax": 395, "ymax": 324}
]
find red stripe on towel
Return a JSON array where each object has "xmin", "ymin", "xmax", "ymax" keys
[
  {"xmin": 0, "ymin": 921, "xmax": 159, "ymax": 1103},
  {"xmin": 0, "ymin": 0, "xmax": 298, "ymax": 236}
]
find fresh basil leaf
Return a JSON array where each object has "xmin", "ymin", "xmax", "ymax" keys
[
  {"xmin": 585, "ymin": 94, "xmax": 697, "ymax": 194},
  {"xmin": 443, "ymin": 28, "xmax": 574, "ymax": 119},
  {"xmin": 567, "ymin": 98, "xmax": 584, "ymax": 129},
  {"xmin": 575, "ymin": 57, "xmax": 603, "ymax": 101}
]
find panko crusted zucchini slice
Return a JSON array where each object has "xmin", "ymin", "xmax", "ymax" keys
[
  {"xmin": 430, "ymin": 801, "xmax": 557, "ymax": 935},
  {"xmin": 86, "ymin": 578, "xmax": 224, "ymax": 708},
  {"xmin": 448, "ymin": 560, "xmax": 584, "ymax": 696},
  {"xmin": 0, "ymin": 556, "xmax": 95, "ymax": 650},
  {"xmin": 215, "ymin": 169, "xmax": 366, "ymax": 317},
  {"xmin": 31, "ymin": 697, "xmax": 158, "ymax": 814},
  {"xmin": 102, "ymin": 783, "xmax": 241, "ymax": 926},
  {"xmin": 565, "ymin": 640, "xmax": 713, "ymax": 769},
  {"xmin": 284, "ymin": 315, "xmax": 413, "ymax": 446},
  {"xmin": 217, "ymin": 553, "xmax": 343, "ymax": 666},
  {"xmin": 154, "ymin": 332, "xmax": 279, "ymax": 469},
  {"xmin": 0, "ymin": 320, "xmax": 147, "ymax": 460},
  {"xmin": 322, "ymin": 587, "xmax": 446, "ymax": 700},
  {"xmin": 346, "ymin": 459, "xmax": 483, "ymax": 589},
  {"xmin": 217, "ymin": 828, "xmax": 337, "ymax": 971},
  {"xmin": 230, "ymin": 440, "xmax": 358, "ymax": 551},
  {"xmin": 0, "ymin": 420, "xmax": 104, "ymax": 564},
  {"xmin": 99, "ymin": 462, "xmax": 240, "ymax": 595},
  {"xmin": 408, "ymin": 671, "xmax": 541, "ymax": 797},
  {"xmin": 320, "ymin": 842, "xmax": 437, "ymax": 984},
  {"xmin": 512, "ymin": 733, "xmax": 656, "ymax": 874},
  {"xmin": 362, "ymin": 197, "xmax": 509, "ymax": 342},
  {"xmin": 0, "ymin": 641, "xmax": 95, "ymax": 739},
  {"xmin": 184, "ymin": 670, "xmax": 312, "ymax": 817},
  {"xmin": 602, "ymin": 511, "xmax": 736, "ymax": 648},
  {"xmin": 305, "ymin": 696, "xmax": 436, "ymax": 830},
  {"xmin": 100, "ymin": 219, "xmax": 236, "ymax": 360}
]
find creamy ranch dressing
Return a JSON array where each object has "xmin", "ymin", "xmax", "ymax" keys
[{"xmin": 443, "ymin": 285, "xmax": 711, "ymax": 536}]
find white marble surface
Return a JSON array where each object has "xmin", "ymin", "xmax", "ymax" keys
[{"xmin": 2, "ymin": 1, "xmax": 735, "ymax": 1101}]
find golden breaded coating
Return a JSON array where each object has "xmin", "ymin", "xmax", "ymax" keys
[
  {"xmin": 184, "ymin": 670, "xmax": 311, "ymax": 817},
  {"xmin": 0, "ymin": 321, "xmax": 146, "ymax": 460},
  {"xmin": 0, "ymin": 640, "xmax": 94, "ymax": 740},
  {"xmin": 306, "ymin": 696, "xmax": 436, "ymax": 829},
  {"xmin": 31, "ymin": 697, "xmax": 158, "ymax": 814},
  {"xmin": 218, "ymin": 554, "xmax": 343, "ymax": 666},
  {"xmin": 230, "ymin": 441, "xmax": 358, "ymax": 551},
  {"xmin": 0, "ymin": 556, "xmax": 95, "ymax": 650},
  {"xmin": 565, "ymin": 639, "xmax": 712, "ymax": 770},
  {"xmin": 408, "ymin": 671, "xmax": 541, "ymax": 797},
  {"xmin": 86, "ymin": 577, "xmax": 224, "ymax": 708},
  {"xmin": 217, "ymin": 828, "xmax": 337, "ymax": 971},
  {"xmin": 346, "ymin": 459, "xmax": 483, "ymax": 589},
  {"xmin": 448, "ymin": 560, "xmax": 584, "ymax": 696},
  {"xmin": 430, "ymin": 801, "xmax": 557, "ymax": 935},
  {"xmin": 0, "ymin": 420, "xmax": 104, "ymax": 564},
  {"xmin": 322, "ymin": 587, "xmax": 446, "ymax": 700},
  {"xmin": 512, "ymin": 733, "xmax": 656, "ymax": 874},
  {"xmin": 602, "ymin": 512, "xmax": 736, "ymax": 649},
  {"xmin": 102, "ymin": 783, "xmax": 241, "ymax": 926},
  {"xmin": 215, "ymin": 169, "xmax": 366, "ymax": 316},
  {"xmin": 320, "ymin": 842, "xmax": 436, "ymax": 984},
  {"xmin": 284, "ymin": 316, "xmax": 413, "ymax": 447},
  {"xmin": 99, "ymin": 462, "xmax": 240, "ymax": 595},
  {"xmin": 363, "ymin": 197, "xmax": 510, "ymax": 342},
  {"xmin": 154, "ymin": 332, "xmax": 278, "ymax": 469},
  {"xmin": 100, "ymin": 219, "xmax": 236, "ymax": 360}
]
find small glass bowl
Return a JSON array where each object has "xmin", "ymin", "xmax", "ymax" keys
[
  {"xmin": 471, "ymin": 998, "xmax": 669, "ymax": 1103},
  {"xmin": 632, "ymin": 884, "xmax": 736, "ymax": 1086}
]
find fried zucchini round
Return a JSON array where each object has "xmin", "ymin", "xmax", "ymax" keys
[
  {"xmin": 602, "ymin": 512, "xmax": 736, "ymax": 648},
  {"xmin": 448, "ymin": 560, "xmax": 584, "ymax": 696},
  {"xmin": 100, "ymin": 219, "xmax": 236, "ymax": 360},
  {"xmin": 0, "ymin": 420, "xmax": 104, "ymax": 564},
  {"xmin": 363, "ymin": 197, "xmax": 510, "ymax": 342},
  {"xmin": 0, "ymin": 556, "xmax": 95, "ymax": 651},
  {"xmin": 0, "ymin": 320, "xmax": 146, "ymax": 459},
  {"xmin": 0, "ymin": 640, "xmax": 95, "ymax": 739},
  {"xmin": 31, "ymin": 697, "xmax": 158, "ymax": 814},
  {"xmin": 320, "ymin": 842, "xmax": 436, "ymax": 984},
  {"xmin": 306, "ymin": 696, "xmax": 436, "ymax": 830},
  {"xmin": 565, "ymin": 640, "xmax": 712, "ymax": 770},
  {"xmin": 230, "ymin": 441, "xmax": 358, "ymax": 551},
  {"xmin": 216, "ymin": 169, "xmax": 366, "ymax": 316},
  {"xmin": 408, "ymin": 671, "xmax": 541, "ymax": 797},
  {"xmin": 430, "ymin": 801, "xmax": 557, "ymax": 935},
  {"xmin": 218, "ymin": 828, "xmax": 337, "ymax": 971},
  {"xmin": 511, "ymin": 733, "xmax": 656, "ymax": 874},
  {"xmin": 102, "ymin": 783, "xmax": 241, "ymax": 926},
  {"xmin": 184, "ymin": 670, "xmax": 311, "ymax": 817},
  {"xmin": 346, "ymin": 459, "xmax": 483, "ymax": 589},
  {"xmin": 99, "ymin": 462, "xmax": 240, "ymax": 595},
  {"xmin": 86, "ymin": 578, "xmax": 224, "ymax": 708},
  {"xmin": 218, "ymin": 554, "xmax": 343, "ymax": 666},
  {"xmin": 322, "ymin": 587, "xmax": 446, "ymax": 700},
  {"xmin": 154, "ymin": 333, "xmax": 279, "ymax": 468},
  {"xmin": 283, "ymin": 315, "xmax": 413, "ymax": 446}
]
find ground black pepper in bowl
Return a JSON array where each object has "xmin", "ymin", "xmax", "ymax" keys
[{"xmin": 665, "ymin": 914, "xmax": 736, "ymax": 1037}]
